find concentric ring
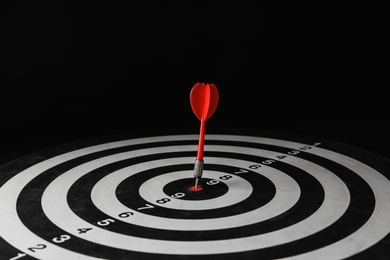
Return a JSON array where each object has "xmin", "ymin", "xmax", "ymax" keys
[{"xmin": 0, "ymin": 133, "xmax": 389, "ymax": 260}]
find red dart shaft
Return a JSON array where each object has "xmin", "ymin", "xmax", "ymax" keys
[{"xmin": 197, "ymin": 119, "xmax": 206, "ymax": 160}]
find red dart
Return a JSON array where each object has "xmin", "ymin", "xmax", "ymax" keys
[{"xmin": 190, "ymin": 82, "xmax": 219, "ymax": 189}]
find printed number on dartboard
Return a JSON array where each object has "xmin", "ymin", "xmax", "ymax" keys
[
  {"xmin": 206, "ymin": 174, "xmax": 236, "ymax": 186},
  {"xmin": 138, "ymin": 192, "xmax": 185, "ymax": 210},
  {"xmin": 246, "ymin": 142, "xmax": 322, "ymax": 171},
  {"xmin": 10, "ymin": 233, "xmax": 74, "ymax": 260}
]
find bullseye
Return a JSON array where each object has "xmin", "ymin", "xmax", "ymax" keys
[
  {"xmin": 163, "ymin": 178, "xmax": 226, "ymax": 200},
  {"xmin": 189, "ymin": 185, "xmax": 203, "ymax": 192}
]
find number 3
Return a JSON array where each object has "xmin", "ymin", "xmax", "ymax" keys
[{"xmin": 53, "ymin": 234, "xmax": 71, "ymax": 243}]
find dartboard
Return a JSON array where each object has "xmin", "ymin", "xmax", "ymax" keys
[{"xmin": 1, "ymin": 129, "xmax": 390, "ymax": 260}]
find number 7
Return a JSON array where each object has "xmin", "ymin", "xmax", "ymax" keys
[{"xmin": 137, "ymin": 203, "xmax": 155, "ymax": 210}]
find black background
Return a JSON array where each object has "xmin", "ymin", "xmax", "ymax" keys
[{"xmin": 1, "ymin": 1, "xmax": 390, "ymax": 164}]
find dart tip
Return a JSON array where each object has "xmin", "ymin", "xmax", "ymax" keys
[
  {"xmin": 189, "ymin": 178, "xmax": 203, "ymax": 192},
  {"xmin": 194, "ymin": 177, "xmax": 199, "ymax": 189},
  {"xmin": 192, "ymin": 160, "xmax": 204, "ymax": 192}
]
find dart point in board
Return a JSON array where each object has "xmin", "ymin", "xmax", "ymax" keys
[{"xmin": 190, "ymin": 82, "xmax": 219, "ymax": 191}]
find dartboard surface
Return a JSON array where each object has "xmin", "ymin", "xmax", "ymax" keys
[{"xmin": 1, "ymin": 129, "xmax": 390, "ymax": 260}]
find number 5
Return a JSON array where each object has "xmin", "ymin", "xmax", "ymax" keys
[{"xmin": 97, "ymin": 218, "xmax": 115, "ymax": 226}]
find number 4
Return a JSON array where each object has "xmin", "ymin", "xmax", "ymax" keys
[{"xmin": 78, "ymin": 227, "xmax": 92, "ymax": 234}]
